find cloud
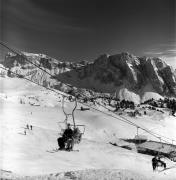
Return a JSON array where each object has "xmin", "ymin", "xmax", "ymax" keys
[
  {"xmin": 159, "ymin": 55, "xmax": 176, "ymax": 69},
  {"xmin": 144, "ymin": 49, "xmax": 176, "ymax": 57},
  {"xmin": 167, "ymin": 49, "xmax": 176, "ymax": 53},
  {"xmin": 144, "ymin": 43, "xmax": 176, "ymax": 69},
  {"xmin": 144, "ymin": 51, "xmax": 163, "ymax": 55},
  {"xmin": 4, "ymin": 0, "xmax": 91, "ymax": 33}
]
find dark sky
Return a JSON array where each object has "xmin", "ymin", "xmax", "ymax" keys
[{"xmin": 0, "ymin": 0, "xmax": 176, "ymax": 67}]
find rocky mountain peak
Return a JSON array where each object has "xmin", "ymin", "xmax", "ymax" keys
[
  {"xmin": 1, "ymin": 51, "xmax": 176, "ymax": 102},
  {"xmin": 151, "ymin": 57, "xmax": 167, "ymax": 70},
  {"xmin": 56, "ymin": 52, "xmax": 176, "ymax": 99}
]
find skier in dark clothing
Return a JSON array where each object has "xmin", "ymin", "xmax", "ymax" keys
[
  {"xmin": 152, "ymin": 156, "xmax": 158, "ymax": 171},
  {"xmin": 152, "ymin": 156, "xmax": 166, "ymax": 171}
]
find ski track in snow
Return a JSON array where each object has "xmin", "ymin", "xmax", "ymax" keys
[{"xmin": 0, "ymin": 77, "xmax": 176, "ymax": 180}]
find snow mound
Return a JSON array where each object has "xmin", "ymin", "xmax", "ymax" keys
[{"xmin": 117, "ymin": 88, "xmax": 140, "ymax": 104}]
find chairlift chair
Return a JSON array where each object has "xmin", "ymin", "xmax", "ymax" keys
[{"xmin": 58, "ymin": 96, "xmax": 85, "ymax": 144}]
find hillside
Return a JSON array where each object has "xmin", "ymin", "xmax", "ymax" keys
[{"xmin": 0, "ymin": 76, "xmax": 176, "ymax": 179}]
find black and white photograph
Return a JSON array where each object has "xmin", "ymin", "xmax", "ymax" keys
[{"xmin": 0, "ymin": 0, "xmax": 176, "ymax": 179}]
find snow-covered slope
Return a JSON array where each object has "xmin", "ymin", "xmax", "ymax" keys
[{"xmin": 0, "ymin": 76, "xmax": 176, "ymax": 179}]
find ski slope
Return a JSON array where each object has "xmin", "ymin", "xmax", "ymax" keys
[{"xmin": 0, "ymin": 77, "xmax": 176, "ymax": 180}]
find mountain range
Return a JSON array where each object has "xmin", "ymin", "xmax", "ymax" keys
[{"xmin": 1, "ymin": 51, "xmax": 176, "ymax": 103}]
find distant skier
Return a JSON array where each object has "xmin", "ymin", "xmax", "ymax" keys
[
  {"xmin": 30, "ymin": 125, "xmax": 33, "ymax": 130},
  {"xmin": 24, "ymin": 130, "xmax": 26, "ymax": 135},
  {"xmin": 152, "ymin": 156, "xmax": 157, "ymax": 171},
  {"xmin": 152, "ymin": 156, "xmax": 166, "ymax": 171},
  {"xmin": 26, "ymin": 124, "xmax": 29, "ymax": 129}
]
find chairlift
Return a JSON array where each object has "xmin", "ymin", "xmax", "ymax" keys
[
  {"xmin": 58, "ymin": 96, "xmax": 85, "ymax": 144},
  {"xmin": 134, "ymin": 127, "xmax": 148, "ymax": 144},
  {"xmin": 61, "ymin": 96, "xmax": 77, "ymax": 127}
]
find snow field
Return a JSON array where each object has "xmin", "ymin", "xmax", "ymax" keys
[{"xmin": 0, "ymin": 77, "xmax": 176, "ymax": 179}]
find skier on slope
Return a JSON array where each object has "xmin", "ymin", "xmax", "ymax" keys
[
  {"xmin": 152, "ymin": 156, "xmax": 158, "ymax": 171},
  {"xmin": 152, "ymin": 155, "xmax": 166, "ymax": 171}
]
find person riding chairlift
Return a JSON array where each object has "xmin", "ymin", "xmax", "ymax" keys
[{"xmin": 57, "ymin": 123, "xmax": 74, "ymax": 151}]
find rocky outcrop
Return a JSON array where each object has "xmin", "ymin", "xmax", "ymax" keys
[
  {"xmin": 160, "ymin": 66, "xmax": 176, "ymax": 95},
  {"xmin": 142, "ymin": 58, "xmax": 165, "ymax": 94},
  {"xmin": 109, "ymin": 52, "xmax": 144, "ymax": 89},
  {"xmin": 75, "ymin": 53, "xmax": 145, "ymax": 89},
  {"xmin": 4, "ymin": 52, "xmax": 26, "ymax": 68}
]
